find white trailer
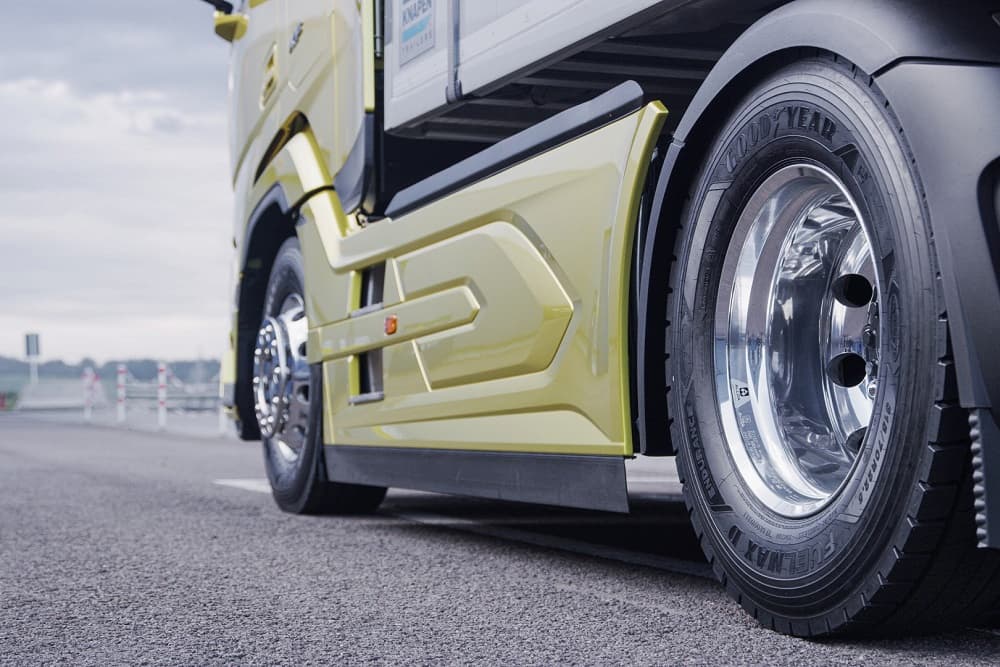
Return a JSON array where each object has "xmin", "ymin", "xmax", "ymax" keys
[{"xmin": 384, "ymin": 0, "xmax": 671, "ymax": 129}]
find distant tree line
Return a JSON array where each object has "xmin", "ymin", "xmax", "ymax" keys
[{"xmin": 0, "ymin": 356, "xmax": 220, "ymax": 384}]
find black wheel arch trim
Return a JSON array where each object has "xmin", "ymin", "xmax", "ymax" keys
[
  {"xmin": 670, "ymin": 0, "xmax": 1000, "ymax": 147},
  {"xmin": 239, "ymin": 185, "xmax": 291, "ymax": 275},
  {"xmin": 332, "ymin": 113, "xmax": 375, "ymax": 215},
  {"xmin": 880, "ymin": 64, "xmax": 1000, "ymax": 549},
  {"xmin": 637, "ymin": 0, "xmax": 1000, "ymax": 459},
  {"xmin": 235, "ymin": 184, "xmax": 292, "ymax": 440}
]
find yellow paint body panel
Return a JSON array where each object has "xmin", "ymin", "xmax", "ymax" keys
[
  {"xmin": 214, "ymin": 12, "xmax": 248, "ymax": 42},
  {"xmin": 394, "ymin": 220, "xmax": 574, "ymax": 388},
  {"xmin": 318, "ymin": 286, "xmax": 481, "ymax": 360},
  {"xmin": 222, "ymin": 1, "xmax": 666, "ymax": 457},
  {"xmin": 291, "ymin": 103, "xmax": 666, "ymax": 456}
]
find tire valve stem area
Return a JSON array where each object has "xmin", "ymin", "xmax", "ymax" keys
[{"xmin": 862, "ymin": 293, "xmax": 880, "ymax": 401}]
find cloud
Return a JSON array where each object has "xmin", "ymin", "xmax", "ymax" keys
[
  {"xmin": 0, "ymin": 77, "xmax": 235, "ymax": 363},
  {"xmin": 0, "ymin": 1, "xmax": 229, "ymax": 107}
]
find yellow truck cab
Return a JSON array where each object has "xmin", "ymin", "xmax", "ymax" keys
[{"xmin": 205, "ymin": 0, "xmax": 1000, "ymax": 636}]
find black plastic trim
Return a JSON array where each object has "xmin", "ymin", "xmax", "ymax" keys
[
  {"xmin": 630, "ymin": 139, "xmax": 669, "ymax": 455},
  {"xmin": 635, "ymin": 139, "xmax": 684, "ymax": 456},
  {"xmin": 878, "ymin": 62, "xmax": 1000, "ymax": 548},
  {"xmin": 385, "ymin": 80, "xmax": 645, "ymax": 218},
  {"xmin": 669, "ymin": 0, "xmax": 1000, "ymax": 145},
  {"xmin": 347, "ymin": 392, "xmax": 385, "ymax": 406},
  {"xmin": 240, "ymin": 185, "xmax": 290, "ymax": 273},
  {"xmin": 325, "ymin": 446, "xmax": 630, "ymax": 512},
  {"xmin": 878, "ymin": 63, "xmax": 1000, "ymax": 414},
  {"xmin": 333, "ymin": 118, "xmax": 369, "ymax": 214}
]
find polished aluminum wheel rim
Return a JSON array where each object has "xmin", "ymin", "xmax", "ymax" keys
[
  {"xmin": 714, "ymin": 164, "xmax": 881, "ymax": 518},
  {"xmin": 253, "ymin": 294, "xmax": 310, "ymax": 463}
]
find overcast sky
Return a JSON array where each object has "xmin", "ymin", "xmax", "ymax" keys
[{"xmin": 0, "ymin": 1, "xmax": 234, "ymax": 363}]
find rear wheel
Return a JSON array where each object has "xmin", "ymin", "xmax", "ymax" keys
[
  {"xmin": 255, "ymin": 237, "xmax": 386, "ymax": 514},
  {"xmin": 667, "ymin": 55, "xmax": 1000, "ymax": 636}
]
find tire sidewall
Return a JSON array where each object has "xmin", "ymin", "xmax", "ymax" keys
[{"xmin": 670, "ymin": 60, "xmax": 936, "ymax": 613}]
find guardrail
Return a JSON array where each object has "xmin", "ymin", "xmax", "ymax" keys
[{"xmin": 80, "ymin": 363, "xmax": 226, "ymax": 434}]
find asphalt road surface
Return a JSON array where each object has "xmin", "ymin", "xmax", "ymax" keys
[{"xmin": 2, "ymin": 415, "xmax": 1000, "ymax": 665}]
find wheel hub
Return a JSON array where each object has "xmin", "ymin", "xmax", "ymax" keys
[
  {"xmin": 715, "ymin": 164, "xmax": 882, "ymax": 518},
  {"xmin": 253, "ymin": 295, "xmax": 310, "ymax": 461}
]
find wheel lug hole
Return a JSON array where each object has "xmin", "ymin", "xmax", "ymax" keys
[
  {"xmin": 832, "ymin": 273, "xmax": 874, "ymax": 308},
  {"xmin": 845, "ymin": 427, "xmax": 867, "ymax": 454},
  {"xmin": 827, "ymin": 352, "xmax": 867, "ymax": 387}
]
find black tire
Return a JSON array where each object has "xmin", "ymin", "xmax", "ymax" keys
[
  {"xmin": 666, "ymin": 54, "xmax": 1000, "ymax": 637},
  {"xmin": 260, "ymin": 238, "xmax": 386, "ymax": 515}
]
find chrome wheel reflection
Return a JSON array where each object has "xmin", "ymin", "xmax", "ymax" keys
[
  {"xmin": 253, "ymin": 294, "xmax": 310, "ymax": 463},
  {"xmin": 714, "ymin": 164, "xmax": 881, "ymax": 518}
]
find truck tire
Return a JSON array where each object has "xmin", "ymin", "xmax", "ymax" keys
[
  {"xmin": 255, "ymin": 237, "xmax": 386, "ymax": 515},
  {"xmin": 666, "ymin": 54, "xmax": 1000, "ymax": 636}
]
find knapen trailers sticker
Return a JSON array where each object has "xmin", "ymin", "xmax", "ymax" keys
[{"xmin": 400, "ymin": 0, "xmax": 435, "ymax": 64}]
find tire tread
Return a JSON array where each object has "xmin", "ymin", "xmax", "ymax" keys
[{"xmin": 664, "ymin": 53, "xmax": 1000, "ymax": 637}]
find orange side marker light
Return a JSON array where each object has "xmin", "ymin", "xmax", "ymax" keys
[{"xmin": 384, "ymin": 315, "xmax": 398, "ymax": 335}]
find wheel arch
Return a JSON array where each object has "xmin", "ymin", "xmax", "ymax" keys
[
  {"xmin": 234, "ymin": 185, "xmax": 296, "ymax": 440},
  {"xmin": 635, "ymin": 0, "xmax": 1000, "ymax": 455},
  {"xmin": 234, "ymin": 106, "xmax": 347, "ymax": 440}
]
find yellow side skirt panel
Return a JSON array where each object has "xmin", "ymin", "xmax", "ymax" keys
[{"xmin": 296, "ymin": 103, "xmax": 666, "ymax": 456}]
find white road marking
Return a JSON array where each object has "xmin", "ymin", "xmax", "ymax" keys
[{"xmin": 213, "ymin": 478, "xmax": 272, "ymax": 494}]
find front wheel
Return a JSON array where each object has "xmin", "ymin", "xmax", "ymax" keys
[
  {"xmin": 667, "ymin": 55, "xmax": 1000, "ymax": 636},
  {"xmin": 255, "ymin": 237, "xmax": 386, "ymax": 515}
]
